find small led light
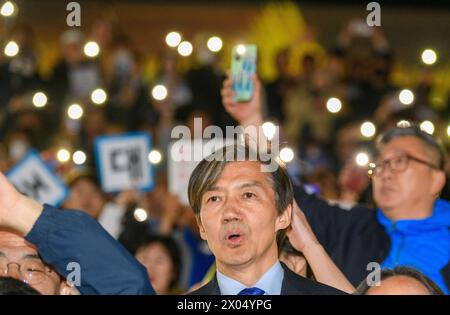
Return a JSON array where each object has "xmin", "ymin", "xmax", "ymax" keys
[
  {"xmin": 326, "ymin": 97, "xmax": 342, "ymax": 113},
  {"xmin": 148, "ymin": 150, "xmax": 162, "ymax": 164},
  {"xmin": 67, "ymin": 104, "xmax": 83, "ymax": 120},
  {"xmin": 134, "ymin": 208, "xmax": 148, "ymax": 222},
  {"xmin": 57, "ymin": 149, "xmax": 71, "ymax": 163},
  {"xmin": 165, "ymin": 32, "xmax": 182, "ymax": 48},
  {"xmin": 151, "ymin": 85, "xmax": 168, "ymax": 101},
  {"xmin": 355, "ymin": 152, "xmax": 369, "ymax": 167},
  {"xmin": 4, "ymin": 41, "xmax": 19, "ymax": 57},
  {"xmin": 32, "ymin": 92, "xmax": 48, "ymax": 108},
  {"xmin": 207, "ymin": 36, "xmax": 223, "ymax": 52},
  {"xmin": 177, "ymin": 41, "xmax": 193, "ymax": 57},
  {"xmin": 420, "ymin": 120, "xmax": 434, "ymax": 135},
  {"xmin": 360, "ymin": 121, "xmax": 376, "ymax": 138},
  {"xmin": 91, "ymin": 88, "xmax": 107, "ymax": 105},
  {"xmin": 84, "ymin": 41, "xmax": 100, "ymax": 57},
  {"xmin": 72, "ymin": 150, "xmax": 87, "ymax": 165},
  {"xmin": 279, "ymin": 147, "xmax": 294, "ymax": 163},
  {"xmin": 399, "ymin": 89, "xmax": 414, "ymax": 105}
]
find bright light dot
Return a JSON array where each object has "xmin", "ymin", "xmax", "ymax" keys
[
  {"xmin": 262, "ymin": 122, "xmax": 277, "ymax": 140},
  {"xmin": 57, "ymin": 149, "xmax": 71, "ymax": 163},
  {"xmin": 421, "ymin": 49, "xmax": 437, "ymax": 65},
  {"xmin": 236, "ymin": 44, "xmax": 246, "ymax": 55},
  {"xmin": 397, "ymin": 120, "xmax": 411, "ymax": 128},
  {"xmin": 360, "ymin": 121, "xmax": 376, "ymax": 138},
  {"xmin": 4, "ymin": 41, "xmax": 19, "ymax": 57},
  {"xmin": 84, "ymin": 41, "xmax": 100, "ymax": 57},
  {"xmin": 32, "ymin": 92, "xmax": 47, "ymax": 108},
  {"xmin": 355, "ymin": 152, "xmax": 369, "ymax": 167},
  {"xmin": 279, "ymin": 147, "xmax": 294, "ymax": 163},
  {"xmin": 1, "ymin": 1, "xmax": 15, "ymax": 17},
  {"xmin": 165, "ymin": 32, "xmax": 182, "ymax": 47},
  {"xmin": 399, "ymin": 89, "xmax": 414, "ymax": 105},
  {"xmin": 148, "ymin": 150, "xmax": 162, "ymax": 164},
  {"xmin": 67, "ymin": 104, "xmax": 83, "ymax": 120},
  {"xmin": 420, "ymin": 120, "xmax": 434, "ymax": 135},
  {"xmin": 151, "ymin": 84, "xmax": 168, "ymax": 101},
  {"xmin": 72, "ymin": 150, "xmax": 87, "ymax": 165},
  {"xmin": 91, "ymin": 88, "xmax": 107, "ymax": 105},
  {"xmin": 207, "ymin": 36, "xmax": 223, "ymax": 52},
  {"xmin": 326, "ymin": 97, "xmax": 342, "ymax": 113},
  {"xmin": 177, "ymin": 41, "xmax": 193, "ymax": 57},
  {"xmin": 447, "ymin": 125, "xmax": 450, "ymax": 137},
  {"xmin": 134, "ymin": 208, "xmax": 148, "ymax": 222}
]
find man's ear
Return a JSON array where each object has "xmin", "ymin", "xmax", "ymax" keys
[
  {"xmin": 276, "ymin": 204, "xmax": 292, "ymax": 231},
  {"xmin": 431, "ymin": 170, "xmax": 446, "ymax": 197},
  {"xmin": 195, "ymin": 215, "xmax": 207, "ymax": 241}
]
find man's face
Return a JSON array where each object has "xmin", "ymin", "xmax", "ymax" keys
[
  {"xmin": 197, "ymin": 161, "xmax": 290, "ymax": 273},
  {"xmin": 372, "ymin": 136, "xmax": 444, "ymax": 216},
  {"xmin": 0, "ymin": 231, "xmax": 63, "ymax": 295}
]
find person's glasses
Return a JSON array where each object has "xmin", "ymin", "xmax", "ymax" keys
[
  {"xmin": 368, "ymin": 154, "xmax": 440, "ymax": 177},
  {"xmin": 0, "ymin": 260, "xmax": 51, "ymax": 285}
]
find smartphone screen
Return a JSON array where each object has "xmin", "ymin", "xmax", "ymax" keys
[{"xmin": 231, "ymin": 44, "xmax": 257, "ymax": 102}]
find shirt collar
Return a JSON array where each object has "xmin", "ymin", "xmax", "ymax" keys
[{"xmin": 216, "ymin": 260, "xmax": 284, "ymax": 295}]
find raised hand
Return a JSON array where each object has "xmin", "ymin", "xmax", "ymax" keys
[
  {"xmin": 0, "ymin": 171, "xmax": 42, "ymax": 234},
  {"xmin": 221, "ymin": 71, "xmax": 264, "ymax": 128},
  {"xmin": 286, "ymin": 201, "xmax": 320, "ymax": 253}
]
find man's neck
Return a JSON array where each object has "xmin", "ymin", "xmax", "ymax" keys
[
  {"xmin": 383, "ymin": 201, "xmax": 435, "ymax": 222},
  {"xmin": 217, "ymin": 252, "xmax": 279, "ymax": 287}
]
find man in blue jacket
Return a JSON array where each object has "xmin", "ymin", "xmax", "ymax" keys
[
  {"xmin": 221, "ymin": 74, "xmax": 450, "ymax": 294},
  {"xmin": 0, "ymin": 171, "xmax": 155, "ymax": 295}
]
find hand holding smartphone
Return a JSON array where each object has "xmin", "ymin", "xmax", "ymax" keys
[{"xmin": 231, "ymin": 44, "xmax": 257, "ymax": 102}]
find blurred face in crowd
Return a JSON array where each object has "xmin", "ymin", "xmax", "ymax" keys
[
  {"xmin": 372, "ymin": 136, "xmax": 445, "ymax": 220},
  {"xmin": 197, "ymin": 161, "xmax": 291, "ymax": 283},
  {"xmin": 366, "ymin": 276, "xmax": 432, "ymax": 295},
  {"xmin": 0, "ymin": 231, "xmax": 72, "ymax": 295},
  {"xmin": 135, "ymin": 242, "xmax": 175, "ymax": 295},
  {"xmin": 65, "ymin": 177, "xmax": 105, "ymax": 218}
]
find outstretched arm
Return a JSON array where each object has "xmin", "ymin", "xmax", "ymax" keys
[{"xmin": 0, "ymin": 171, "xmax": 155, "ymax": 295}]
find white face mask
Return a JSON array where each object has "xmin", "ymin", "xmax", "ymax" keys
[{"xmin": 9, "ymin": 140, "xmax": 29, "ymax": 161}]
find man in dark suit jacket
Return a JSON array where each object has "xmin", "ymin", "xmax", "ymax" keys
[
  {"xmin": 187, "ymin": 144, "xmax": 345, "ymax": 295},
  {"xmin": 191, "ymin": 262, "xmax": 345, "ymax": 295},
  {"xmin": 220, "ymin": 74, "xmax": 450, "ymax": 294}
]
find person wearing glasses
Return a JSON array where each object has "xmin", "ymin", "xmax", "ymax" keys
[
  {"xmin": 221, "ymin": 74, "xmax": 450, "ymax": 294},
  {"xmin": 0, "ymin": 230, "xmax": 77, "ymax": 295},
  {"xmin": 0, "ymin": 171, "xmax": 155, "ymax": 295}
]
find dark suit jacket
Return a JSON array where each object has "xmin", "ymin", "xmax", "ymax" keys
[
  {"xmin": 189, "ymin": 262, "xmax": 347, "ymax": 295},
  {"xmin": 293, "ymin": 183, "xmax": 450, "ymax": 290}
]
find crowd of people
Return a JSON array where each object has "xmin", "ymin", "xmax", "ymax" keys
[{"xmin": 0, "ymin": 12, "xmax": 449, "ymax": 295}]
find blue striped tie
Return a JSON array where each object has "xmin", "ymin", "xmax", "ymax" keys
[{"xmin": 238, "ymin": 287, "xmax": 265, "ymax": 295}]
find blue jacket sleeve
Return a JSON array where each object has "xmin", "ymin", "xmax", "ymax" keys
[{"xmin": 25, "ymin": 204, "xmax": 155, "ymax": 295}]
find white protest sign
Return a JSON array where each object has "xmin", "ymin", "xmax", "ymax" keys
[
  {"xmin": 94, "ymin": 132, "xmax": 154, "ymax": 193},
  {"xmin": 6, "ymin": 150, "xmax": 69, "ymax": 206},
  {"xmin": 168, "ymin": 138, "xmax": 234, "ymax": 205}
]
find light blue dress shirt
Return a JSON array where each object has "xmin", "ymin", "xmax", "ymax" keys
[{"xmin": 216, "ymin": 260, "xmax": 284, "ymax": 295}]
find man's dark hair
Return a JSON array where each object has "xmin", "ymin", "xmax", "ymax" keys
[
  {"xmin": 187, "ymin": 143, "xmax": 293, "ymax": 246},
  {"xmin": 377, "ymin": 125, "xmax": 446, "ymax": 170},
  {"xmin": 0, "ymin": 277, "xmax": 41, "ymax": 295},
  {"xmin": 188, "ymin": 143, "xmax": 293, "ymax": 217},
  {"xmin": 354, "ymin": 266, "xmax": 444, "ymax": 295}
]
